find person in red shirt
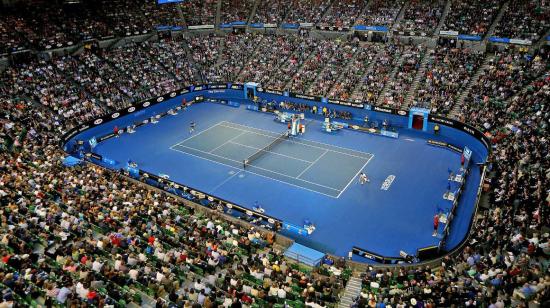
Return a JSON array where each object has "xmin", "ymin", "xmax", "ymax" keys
[{"xmin": 433, "ymin": 214, "xmax": 440, "ymax": 236}]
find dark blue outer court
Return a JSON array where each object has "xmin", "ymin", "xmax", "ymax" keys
[{"xmin": 62, "ymin": 84, "xmax": 490, "ymax": 263}]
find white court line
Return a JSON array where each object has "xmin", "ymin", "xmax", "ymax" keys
[
  {"xmin": 228, "ymin": 141, "xmax": 315, "ymax": 164},
  {"xmin": 209, "ymin": 131, "xmax": 247, "ymax": 154},
  {"xmin": 211, "ymin": 170, "xmax": 242, "ymax": 193},
  {"xmin": 169, "ymin": 146, "xmax": 340, "ymax": 198},
  {"xmin": 171, "ymin": 143, "xmax": 341, "ymax": 192},
  {"xmin": 296, "ymin": 149, "xmax": 328, "ymax": 179},
  {"xmin": 219, "ymin": 121, "xmax": 374, "ymax": 159},
  {"xmin": 336, "ymin": 154, "xmax": 375, "ymax": 198},
  {"xmin": 170, "ymin": 122, "xmax": 224, "ymax": 148}
]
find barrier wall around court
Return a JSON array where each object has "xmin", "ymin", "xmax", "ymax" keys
[{"xmin": 62, "ymin": 84, "xmax": 491, "ymax": 264}]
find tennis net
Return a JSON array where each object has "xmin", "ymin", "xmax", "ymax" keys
[{"xmin": 243, "ymin": 131, "xmax": 289, "ymax": 169}]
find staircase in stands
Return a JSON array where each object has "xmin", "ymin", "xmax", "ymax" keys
[
  {"xmin": 484, "ymin": 0, "xmax": 510, "ymax": 40},
  {"xmin": 433, "ymin": 0, "xmax": 453, "ymax": 36},
  {"xmin": 403, "ymin": 48, "xmax": 432, "ymax": 109},
  {"xmin": 338, "ymin": 275, "xmax": 363, "ymax": 308},
  {"xmin": 449, "ymin": 55, "xmax": 495, "ymax": 119}
]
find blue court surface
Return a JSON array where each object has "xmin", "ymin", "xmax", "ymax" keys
[{"xmin": 94, "ymin": 102, "xmax": 481, "ymax": 259}]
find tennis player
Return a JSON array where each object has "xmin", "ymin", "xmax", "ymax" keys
[
  {"xmin": 189, "ymin": 121, "xmax": 196, "ymax": 134},
  {"xmin": 359, "ymin": 172, "xmax": 369, "ymax": 185}
]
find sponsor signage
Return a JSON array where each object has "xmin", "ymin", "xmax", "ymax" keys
[
  {"xmin": 354, "ymin": 25, "xmax": 388, "ymax": 32},
  {"xmin": 289, "ymin": 92, "xmax": 322, "ymax": 101},
  {"xmin": 439, "ymin": 30, "xmax": 459, "ymax": 36},
  {"xmin": 427, "ymin": 139, "xmax": 463, "ymax": 154},
  {"xmin": 457, "ymin": 34, "xmax": 482, "ymax": 41},
  {"xmin": 188, "ymin": 25, "xmax": 215, "ymax": 30},
  {"xmin": 316, "ymin": 25, "xmax": 351, "ymax": 32},
  {"xmin": 509, "ymin": 38, "xmax": 532, "ymax": 45},
  {"xmin": 373, "ymin": 106, "xmax": 393, "ymax": 114},
  {"xmin": 352, "ymin": 246, "xmax": 404, "ymax": 264},
  {"xmin": 208, "ymin": 84, "xmax": 228, "ymax": 89},
  {"xmin": 327, "ymin": 99, "xmax": 364, "ymax": 109}
]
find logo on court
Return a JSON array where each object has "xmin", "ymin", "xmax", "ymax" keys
[
  {"xmin": 127, "ymin": 106, "xmax": 136, "ymax": 113},
  {"xmin": 111, "ymin": 112, "xmax": 120, "ymax": 119},
  {"xmin": 170, "ymin": 92, "xmax": 176, "ymax": 97},
  {"xmin": 143, "ymin": 101, "xmax": 151, "ymax": 107},
  {"xmin": 381, "ymin": 175, "xmax": 395, "ymax": 191},
  {"xmin": 157, "ymin": 96, "xmax": 164, "ymax": 102},
  {"xmin": 94, "ymin": 119, "xmax": 103, "ymax": 125}
]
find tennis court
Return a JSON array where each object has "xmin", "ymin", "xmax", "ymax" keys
[{"xmin": 170, "ymin": 121, "xmax": 374, "ymax": 198}]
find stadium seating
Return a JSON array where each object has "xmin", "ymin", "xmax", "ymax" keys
[{"xmin": 0, "ymin": 1, "xmax": 549, "ymax": 307}]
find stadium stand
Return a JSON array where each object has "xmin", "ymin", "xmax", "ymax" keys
[
  {"xmin": 492, "ymin": 0, "xmax": 549, "ymax": 42},
  {"xmin": 394, "ymin": 0, "xmax": 446, "ymax": 34},
  {"xmin": 361, "ymin": 0, "xmax": 404, "ymax": 28},
  {"xmin": 0, "ymin": 1, "xmax": 549, "ymax": 307},
  {"xmin": 441, "ymin": 0, "xmax": 504, "ymax": 36}
]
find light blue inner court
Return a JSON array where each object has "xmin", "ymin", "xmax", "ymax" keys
[
  {"xmin": 93, "ymin": 102, "xmax": 481, "ymax": 259},
  {"xmin": 170, "ymin": 121, "xmax": 373, "ymax": 198}
]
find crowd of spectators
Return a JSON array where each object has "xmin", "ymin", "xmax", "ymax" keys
[
  {"xmin": 328, "ymin": 44, "xmax": 382, "ymax": 102},
  {"xmin": 361, "ymin": 0, "xmax": 404, "ymax": 28},
  {"xmin": 250, "ymin": 0, "xmax": 289, "ymax": 24},
  {"xmin": 0, "ymin": 0, "xmax": 186, "ymax": 53},
  {"xmin": 103, "ymin": 42, "xmax": 180, "ymax": 99},
  {"xmin": 266, "ymin": 37, "xmax": 318, "ymax": 91},
  {"xmin": 3, "ymin": 0, "xmax": 547, "ymax": 57},
  {"xmin": 394, "ymin": 0, "xmax": 445, "ymax": 34},
  {"xmin": 350, "ymin": 43, "xmax": 402, "ymax": 105},
  {"xmin": 413, "ymin": 48, "xmax": 485, "ymax": 114},
  {"xmin": 282, "ymin": 0, "xmax": 332, "ymax": 25},
  {"xmin": 493, "ymin": 0, "xmax": 549, "ymax": 42},
  {"xmin": 180, "ymin": 0, "xmax": 218, "ymax": 26},
  {"xmin": 220, "ymin": 0, "xmax": 255, "ymax": 24},
  {"xmin": 318, "ymin": 0, "xmax": 367, "ymax": 29},
  {"xmin": 1, "ymin": 28, "xmax": 549, "ymax": 307},
  {"xmin": 306, "ymin": 42, "xmax": 357, "ymax": 96},
  {"xmin": 289, "ymin": 40, "xmax": 343, "ymax": 94},
  {"xmin": 236, "ymin": 34, "xmax": 303, "ymax": 85},
  {"xmin": 186, "ymin": 35, "xmax": 225, "ymax": 84},
  {"xmin": 381, "ymin": 45, "xmax": 425, "ymax": 109},
  {"xmin": 151, "ymin": 39, "xmax": 198, "ymax": 88},
  {"xmin": 442, "ymin": 0, "xmax": 503, "ymax": 36},
  {"xmin": 205, "ymin": 33, "xmax": 264, "ymax": 83}
]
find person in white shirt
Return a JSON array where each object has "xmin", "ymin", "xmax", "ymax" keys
[
  {"xmin": 91, "ymin": 260, "xmax": 103, "ymax": 273},
  {"xmin": 129, "ymin": 269, "xmax": 139, "ymax": 280},
  {"xmin": 194, "ymin": 279, "xmax": 205, "ymax": 291},
  {"xmin": 277, "ymin": 287, "xmax": 286, "ymax": 299}
]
